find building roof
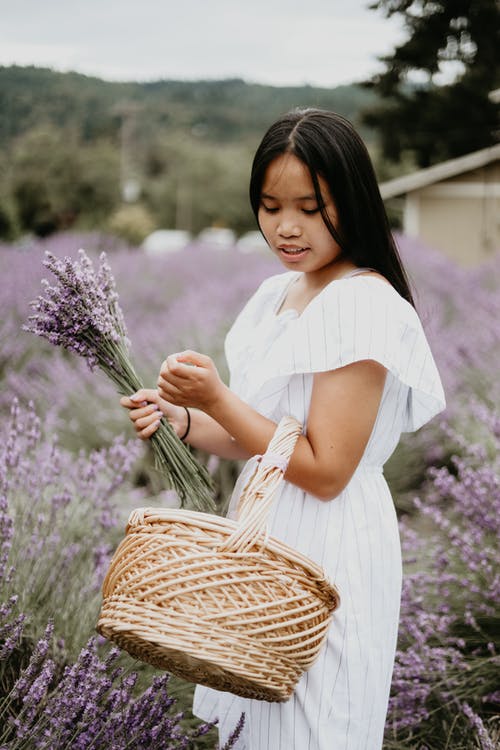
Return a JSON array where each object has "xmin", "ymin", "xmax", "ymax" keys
[{"xmin": 379, "ymin": 142, "xmax": 500, "ymax": 199}]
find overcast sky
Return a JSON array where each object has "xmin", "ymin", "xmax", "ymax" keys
[{"xmin": 0, "ymin": 0, "xmax": 406, "ymax": 87}]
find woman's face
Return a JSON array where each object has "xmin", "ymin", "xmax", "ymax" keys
[{"xmin": 257, "ymin": 153, "xmax": 343, "ymax": 278}]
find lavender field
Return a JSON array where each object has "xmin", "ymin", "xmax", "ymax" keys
[{"xmin": 0, "ymin": 232, "xmax": 499, "ymax": 748}]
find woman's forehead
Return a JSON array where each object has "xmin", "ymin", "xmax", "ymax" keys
[{"xmin": 262, "ymin": 153, "xmax": 329, "ymax": 197}]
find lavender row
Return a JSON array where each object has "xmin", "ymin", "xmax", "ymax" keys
[
  {"xmin": 387, "ymin": 400, "xmax": 499, "ymax": 747},
  {"xmin": 0, "ymin": 399, "xmax": 241, "ymax": 747},
  {"xmin": 0, "ymin": 231, "xmax": 499, "ymax": 747}
]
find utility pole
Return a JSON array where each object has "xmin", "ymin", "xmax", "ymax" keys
[{"xmin": 113, "ymin": 100, "xmax": 143, "ymax": 202}]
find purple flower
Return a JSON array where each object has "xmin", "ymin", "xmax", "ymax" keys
[
  {"xmin": 24, "ymin": 250, "xmax": 135, "ymax": 386},
  {"xmin": 389, "ymin": 401, "xmax": 500, "ymax": 743},
  {"xmin": 462, "ymin": 702, "xmax": 496, "ymax": 750},
  {"xmin": 11, "ymin": 621, "xmax": 54, "ymax": 700},
  {"xmin": 220, "ymin": 712, "xmax": 246, "ymax": 750},
  {"xmin": 2, "ymin": 632, "xmax": 218, "ymax": 748},
  {"xmin": 0, "ymin": 597, "xmax": 26, "ymax": 660},
  {"xmin": 24, "ymin": 248, "xmax": 214, "ymax": 510}
]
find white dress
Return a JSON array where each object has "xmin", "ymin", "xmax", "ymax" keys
[{"xmin": 193, "ymin": 268, "xmax": 446, "ymax": 750}]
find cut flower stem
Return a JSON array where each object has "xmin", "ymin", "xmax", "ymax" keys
[{"xmin": 24, "ymin": 249, "xmax": 214, "ymax": 512}]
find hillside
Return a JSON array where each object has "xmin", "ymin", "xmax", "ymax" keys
[
  {"xmin": 0, "ymin": 65, "xmax": 376, "ymax": 147},
  {"xmin": 0, "ymin": 66, "xmax": 378, "ymax": 239}
]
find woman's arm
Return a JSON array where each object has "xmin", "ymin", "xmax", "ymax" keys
[
  {"xmin": 120, "ymin": 390, "xmax": 251, "ymax": 460},
  {"xmin": 157, "ymin": 350, "xmax": 387, "ymax": 501}
]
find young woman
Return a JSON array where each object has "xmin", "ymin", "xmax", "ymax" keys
[{"xmin": 121, "ymin": 109, "xmax": 446, "ymax": 749}]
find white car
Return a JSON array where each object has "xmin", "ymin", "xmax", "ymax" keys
[
  {"xmin": 236, "ymin": 231, "xmax": 269, "ymax": 253},
  {"xmin": 197, "ymin": 227, "xmax": 237, "ymax": 248},
  {"xmin": 142, "ymin": 230, "xmax": 191, "ymax": 255}
]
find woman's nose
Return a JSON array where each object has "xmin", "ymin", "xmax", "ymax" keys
[{"xmin": 277, "ymin": 213, "xmax": 301, "ymax": 237}]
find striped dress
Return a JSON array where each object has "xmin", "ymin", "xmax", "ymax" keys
[{"xmin": 193, "ymin": 268, "xmax": 446, "ymax": 750}]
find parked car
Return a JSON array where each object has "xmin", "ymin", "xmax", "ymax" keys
[
  {"xmin": 141, "ymin": 230, "xmax": 191, "ymax": 255},
  {"xmin": 197, "ymin": 227, "xmax": 236, "ymax": 248},
  {"xmin": 236, "ymin": 230, "xmax": 269, "ymax": 254}
]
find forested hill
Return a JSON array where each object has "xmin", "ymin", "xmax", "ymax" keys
[
  {"xmin": 0, "ymin": 66, "xmax": 380, "ymax": 240},
  {"xmin": 0, "ymin": 65, "xmax": 376, "ymax": 147}
]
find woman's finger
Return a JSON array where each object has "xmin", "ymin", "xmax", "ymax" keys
[
  {"xmin": 134, "ymin": 411, "xmax": 161, "ymax": 431},
  {"xmin": 157, "ymin": 380, "xmax": 185, "ymax": 404},
  {"xmin": 157, "ymin": 371, "xmax": 186, "ymax": 392},
  {"xmin": 128, "ymin": 403, "xmax": 160, "ymax": 421},
  {"xmin": 121, "ymin": 395, "xmax": 147, "ymax": 408},
  {"xmin": 162, "ymin": 353, "xmax": 205, "ymax": 381},
  {"xmin": 130, "ymin": 388, "xmax": 158, "ymax": 403},
  {"xmin": 157, "ymin": 372, "xmax": 179, "ymax": 392},
  {"xmin": 137, "ymin": 416, "xmax": 162, "ymax": 440},
  {"xmin": 176, "ymin": 350, "xmax": 212, "ymax": 368}
]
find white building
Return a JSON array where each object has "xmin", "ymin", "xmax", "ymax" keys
[{"xmin": 380, "ymin": 143, "xmax": 500, "ymax": 266}]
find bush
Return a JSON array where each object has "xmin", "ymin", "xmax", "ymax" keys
[
  {"xmin": 387, "ymin": 402, "xmax": 500, "ymax": 749},
  {"xmin": 0, "ymin": 399, "xmax": 143, "ymax": 657},
  {"xmin": 107, "ymin": 204, "xmax": 156, "ymax": 246},
  {"xmin": 0, "ymin": 621, "xmax": 218, "ymax": 749}
]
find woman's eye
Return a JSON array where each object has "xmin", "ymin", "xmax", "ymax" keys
[
  {"xmin": 302, "ymin": 207, "xmax": 320, "ymax": 215},
  {"xmin": 261, "ymin": 204, "xmax": 279, "ymax": 213}
]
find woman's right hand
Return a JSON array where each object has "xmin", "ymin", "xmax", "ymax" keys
[{"xmin": 119, "ymin": 389, "xmax": 189, "ymax": 441}]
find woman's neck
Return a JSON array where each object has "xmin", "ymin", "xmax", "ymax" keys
[{"xmin": 301, "ymin": 259, "xmax": 358, "ymax": 291}]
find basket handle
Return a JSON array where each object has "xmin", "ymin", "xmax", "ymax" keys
[{"xmin": 218, "ymin": 416, "xmax": 302, "ymax": 553}]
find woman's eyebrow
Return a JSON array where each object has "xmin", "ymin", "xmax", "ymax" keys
[{"xmin": 261, "ymin": 192, "xmax": 318, "ymax": 201}]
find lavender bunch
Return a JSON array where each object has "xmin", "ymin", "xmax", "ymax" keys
[{"xmin": 24, "ymin": 249, "xmax": 214, "ymax": 512}]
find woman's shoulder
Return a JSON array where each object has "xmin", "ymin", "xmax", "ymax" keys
[
  {"xmin": 310, "ymin": 270, "xmax": 419, "ymax": 328},
  {"xmin": 291, "ymin": 271, "xmax": 445, "ymax": 431}
]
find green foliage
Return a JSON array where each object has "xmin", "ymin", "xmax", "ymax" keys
[
  {"xmin": 144, "ymin": 134, "xmax": 255, "ymax": 235},
  {"xmin": 363, "ymin": 0, "xmax": 499, "ymax": 166},
  {"xmin": 0, "ymin": 67, "xmax": 377, "ymax": 149},
  {"xmin": 107, "ymin": 203, "xmax": 156, "ymax": 245},
  {"xmin": 0, "ymin": 66, "xmax": 133, "ymax": 147},
  {"xmin": 8, "ymin": 125, "xmax": 121, "ymax": 236},
  {"xmin": 0, "ymin": 192, "xmax": 18, "ymax": 241},
  {"xmin": 0, "ymin": 66, "xmax": 377, "ymax": 240}
]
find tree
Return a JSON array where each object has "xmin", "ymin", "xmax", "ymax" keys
[
  {"xmin": 363, "ymin": 0, "xmax": 499, "ymax": 167},
  {"xmin": 10, "ymin": 126, "xmax": 121, "ymax": 236}
]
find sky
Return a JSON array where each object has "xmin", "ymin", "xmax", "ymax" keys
[{"xmin": 0, "ymin": 0, "xmax": 407, "ymax": 88}]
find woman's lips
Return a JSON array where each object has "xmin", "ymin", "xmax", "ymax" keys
[{"xmin": 277, "ymin": 245, "xmax": 309, "ymax": 261}]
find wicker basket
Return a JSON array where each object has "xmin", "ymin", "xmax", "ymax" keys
[{"xmin": 97, "ymin": 416, "xmax": 340, "ymax": 702}]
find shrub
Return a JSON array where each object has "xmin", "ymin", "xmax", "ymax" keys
[
  {"xmin": 107, "ymin": 205, "xmax": 156, "ymax": 246},
  {"xmin": 0, "ymin": 621, "xmax": 217, "ymax": 749},
  {"xmin": 0, "ymin": 399, "xmax": 144, "ymax": 657},
  {"xmin": 386, "ymin": 401, "xmax": 500, "ymax": 748}
]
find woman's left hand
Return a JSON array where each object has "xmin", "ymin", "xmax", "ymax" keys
[{"xmin": 157, "ymin": 350, "xmax": 226, "ymax": 413}]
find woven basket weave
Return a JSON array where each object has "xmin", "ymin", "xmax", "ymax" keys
[{"xmin": 97, "ymin": 416, "xmax": 340, "ymax": 702}]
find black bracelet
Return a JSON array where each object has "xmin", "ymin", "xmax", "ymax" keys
[{"xmin": 179, "ymin": 407, "xmax": 191, "ymax": 442}]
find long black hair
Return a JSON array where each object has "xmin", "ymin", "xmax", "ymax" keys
[{"xmin": 249, "ymin": 108, "xmax": 415, "ymax": 307}]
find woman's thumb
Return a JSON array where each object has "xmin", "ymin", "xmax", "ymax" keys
[
  {"xmin": 129, "ymin": 388, "xmax": 157, "ymax": 403},
  {"xmin": 175, "ymin": 350, "xmax": 209, "ymax": 368}
]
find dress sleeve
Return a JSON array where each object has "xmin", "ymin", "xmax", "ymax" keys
[{"xmin": 260, "ymin": 277, "xmax": 446, "ymax": 432}]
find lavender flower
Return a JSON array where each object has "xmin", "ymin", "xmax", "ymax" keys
[
  {"xmin": 220, "ymin": 712, "xmax": 246, "ymax": 749},
  {"xmin": 462, "ymin": 702, "xmax": 496, "ymax": 750},
  {"xmin": 3, "ymin": 232, "xmax": 500, "ymax": 747},
  {"xmin": 387, "ymin": 402, "xmax": 500, "ymax": 746},
  {"xmin": 0, "ymin": 398, "xmax": 144, "ymax": 657},
  {"xmin": 0, "ymin": 491, "xmax": 13, "ymax": 584},
  {"xmin": 0, "ymin": 597, "xmax": 25, "ymax": 660},
  {"xmin": 10, "ymin": 621, "xmax": 54, "ymax": 701},
  {"xmin": 24, "ymin": 249, "xmax": 214, "ymax": 511},
  {"xmin": 1, "ymin": 629, "xmax": 221, "ymax": 749}
]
